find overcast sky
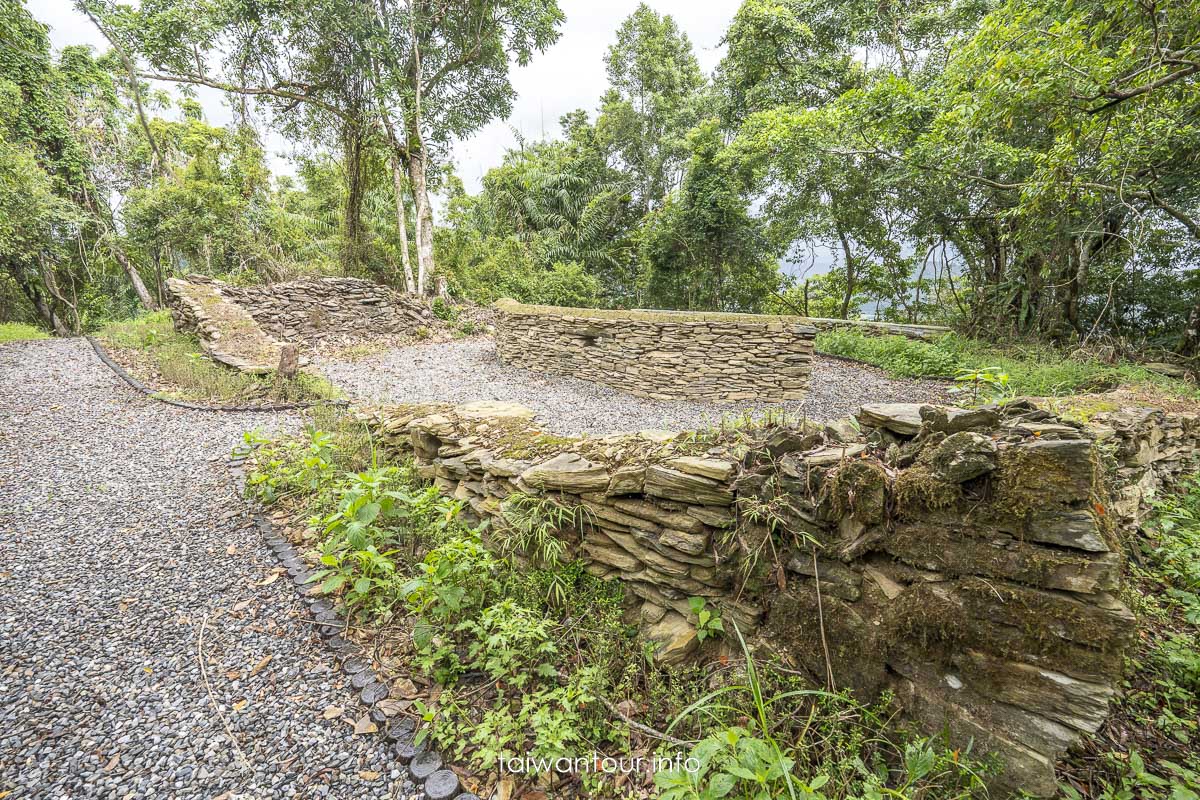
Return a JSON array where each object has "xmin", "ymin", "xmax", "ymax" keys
[{"xmin": 34, "ymin": 0, "xmax": 742, "ymax": 194}]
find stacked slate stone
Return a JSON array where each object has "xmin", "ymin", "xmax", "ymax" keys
[
  {"xmin": 1085, "ymin": 405, "xmax": 1200, "ymax": 529},
  {"xmin": 363, "ymin": 397, "xmax": 1191, "ymax": 797},
  {"xmin": 491, "ymin": 298, "xmax": 817, "ymax": 403},
  {"xmin": 737, "ymin": 400, "xmax": 1131, "ymax": 797},
  {"xmin": 220, "ymin": 277, "xmax": 436, "ymax": 344},
  {"xmin": 368, "ymin": 399, "xmax": 756, "ymax": 665}
]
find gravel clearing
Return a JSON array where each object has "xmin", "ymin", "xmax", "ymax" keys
[
  {"xmin": 316, "ymin": 337, "xmax": 954, "ymax": 436},
  {"xmin": 0, "ymin": 339, "xmax": 416, "ymax": 799}
]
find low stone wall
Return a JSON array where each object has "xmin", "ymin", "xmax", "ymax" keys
[
  {"xmin": 364, "ymin": 395, "xmax": 1199, "ymax": 796},
  {"xmin": 637, "ymin": 308, "xmax": 952, "ymax": 341},
  {"xmin": 167, "ymin": 275, "xmax": 436, "ymax": 353},
  {"xmin": 492, "ymin": 299, "xmax": 817, "ymax": 402},
  {"xmin": 1087, "ymin": 404, "xmax": 1200, "ymax": 528},
  {"xmin": 220, "ymin": 277, "xmax": 435, "ymax": 344}
]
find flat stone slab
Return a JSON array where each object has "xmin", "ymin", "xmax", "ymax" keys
[{"xmin": 166, "ymin": 278, "xmax": 286, "ymax": 374}]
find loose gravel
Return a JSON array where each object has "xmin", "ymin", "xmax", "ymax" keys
[
  {"xmin": 316, "ymin": 338, "xmax": 954, "ymax": 436},
  {"xmin": 0, "ymin": 339, "xmax": 417, "ymax": 799}
]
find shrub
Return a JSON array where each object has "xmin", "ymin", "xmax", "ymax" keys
[{"xmin": 431, "ymin": 296, "xmax": 458, "ymax": 321}]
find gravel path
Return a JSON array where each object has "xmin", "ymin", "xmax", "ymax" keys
[
  {"xmin": 317, "ymin": 338, "xmax": 953, "ymax": 436},
  {"xmin": 0, "ymin": 339, "xmax": 415, "ymax": 799}
]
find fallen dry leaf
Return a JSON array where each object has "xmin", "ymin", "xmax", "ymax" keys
[
  {"xmin": 391, "ymin": 677, "xmax": 419, "ymax": 698},
  {"xmin": 358, "ymin": 770, "xmax": 381, "ymax": 781},
  {"xmin": 374, "ymin": 698, "xmax": 412, "ymax": 716},
  {"xmin": 227, "ymin": 544, "xmax": 238, "ymax": 555},
  {"xmin": 232, "ymin": 699, "xmax": 248, "ymax": 712},
  {"xmin": 322, "ymin": 705, "xmax": 344, "ymax": 720},
  {"xmin": 225, "ymin": 670, "xmax": 241, "ymax": 681},
  {"xmin": 232, "ymin": 599, "xmax": 252, "ymax": 612},
  {"xmin": 352, "ymin": 715, "xmax": 378, "ymax": 735},
  {"xmin": 253, "ymin": 573, "xmax": 281, "ymax": 587},
  {"xmin": 103, "ymin": 754, "xmax": 121, "ymax": 772},
  {"xmin": 249, "ymin": 655, "xmax": 272, "ymax": 676}
]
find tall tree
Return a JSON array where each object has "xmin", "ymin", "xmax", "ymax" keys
[
  {"xmin": 97, "ymin": 0, "xmax": 564, "ymax": 292},
  {"xmin": 597, "ymin": 4, "xmax": 705, "ymax": 214}
]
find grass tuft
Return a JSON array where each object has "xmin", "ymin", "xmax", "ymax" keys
[
  {"xmin": 99, "ymin": 311, "xmax": 339, "ymax": 404},
  {"xmin": 0, "ymin": 322, "xmax": 50, "ymax": 343}
]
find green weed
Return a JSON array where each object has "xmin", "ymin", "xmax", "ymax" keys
[
  {"xmin": 99, "ymin": 311, "xmax": 339, "ymax": 404},
  {"xmin": 0, "ymin": 322, "xmax": 50, "ymax": 342},
  {"xmin": 816, "ymin": 329, "xmax": 1200, "ymax": 399}
]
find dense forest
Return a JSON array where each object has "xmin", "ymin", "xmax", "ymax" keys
[{"xmin": 1, "ymin": 0, "xmax": 1198, "ymax": 352}]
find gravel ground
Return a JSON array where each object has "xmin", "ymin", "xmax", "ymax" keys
[
  {"xmin": 0, "ymin": 339, "xmax": 416, "ymax": 799},
  {"xmin": 316, "ymin": 338, "xmax": 954, "ymax": 436}
]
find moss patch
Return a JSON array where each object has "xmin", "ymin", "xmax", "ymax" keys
[
  {"xmin": 829, "ymin": 459, "xmax": 889, "ymax": 523},
  {"xmin": 893, "ymin": 464, "xmax": 961, "ymax": 516},
  {"xmin": 993, "ymin": 443, "xmax": 1094, "ymax": 520}
]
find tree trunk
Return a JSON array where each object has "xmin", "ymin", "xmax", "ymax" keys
[
  {"xmin": 836, "ymin": 227, "xmax": 856, "ymax": 319},
  {"xmin": 406, "ymin": 126, "xmax": 435, "ymax": 295},
  {"xmin": 390, "ymin": 155, "xmax": 416, "ymax": 293},
  {"xmin": 112, "ymin": 246, "xmax": 157, "ymax": 310},
  {"xmin": 10, "ymin": 267, "xmax": 70, "ymax": 336},
  {"xmin": 1180, "ymin": 301, "xmax": 1200, "ymax": 357},
  {"xmin": 80, "ymin": 191, "xmax": 157, "ymax": 310},
  {"xmin": 342, "ymin": 123, "xmax": 366, "ymax": 276},
  {"xmin": 405, "ymin": 8, "xmax": 435, "ymax": 295}
]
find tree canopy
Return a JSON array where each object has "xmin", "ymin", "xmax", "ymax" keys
[{"xmin": 1, "ymin": 0, "xmax": 1196, "ymax": 352}]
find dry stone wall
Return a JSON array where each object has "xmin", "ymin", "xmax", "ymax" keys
[
  {"xmin": 219, "ymin": 277, "xmax": 436, "ymax": 344},
  {"xmin": 365, "ymin": 396, "xmax": 1200, "ymax": 796},
  {"xmin": 1086, "ymin": 404, "xmax": 1200, "ymax": 528},
  {"xmin": 492, "ymin": 299, "xmax": 817, "ymax": 402}
]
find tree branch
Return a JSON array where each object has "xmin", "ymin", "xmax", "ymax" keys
[{"xmin": 138, "ymin": 71, "xmax": 348, "ymax": 120}]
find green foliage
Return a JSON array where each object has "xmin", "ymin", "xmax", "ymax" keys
[
  {"xmin": 688, "ymin": 596, "xmax": 724, "ymax": 643},
  {"xmin": 0, "ymin": 322, "xmax": 49, "ymax": 342},
  {"xmin": 950, "ymin": 367, "xmax": 1015, "ymax": 406},
  {"xmin": 1061, "ymin": 752, "xmax": 1200, "ymax": 800},
  {"xmin": 816, "ymin": 330, "xmax": 961, "ymax": 378},
  {"xmin": 430, "ymin": 297, "xmax": 457, "ymax": 321},
  {"xmin": 816, "ymin": 329, "xmax": 1200, "ymax": 398},
  {"xmin": 659, "ymin": 625, "xmax": 987, "ymax": 800},
  {"xmin": 1063, "ymin": 475, "xmax": 1200, "ymax": 796},
  {"xmin": 459, "ymin": 600, "xmax": 559, "ymax": 688},
  {"xmin": 243, "ymin": 424, "xmax": 338, "ymax": 505}
]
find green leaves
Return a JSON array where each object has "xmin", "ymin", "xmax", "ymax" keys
[{"xmin": 688, "ymin": 596, "xmax": 725, "ymax": 643}]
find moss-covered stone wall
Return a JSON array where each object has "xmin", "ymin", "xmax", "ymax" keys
[{"xmin": 367, "ymin": 396, "xmax": 1199, "ymax": 796}]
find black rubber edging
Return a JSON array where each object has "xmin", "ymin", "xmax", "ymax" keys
[
  {"xmin": 85, "ymin": 335, "xmax": 349, "ymax": 413},
  {"xmin": 227, "ymin": 457, "xmax": 477, "ymax": 800}
]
